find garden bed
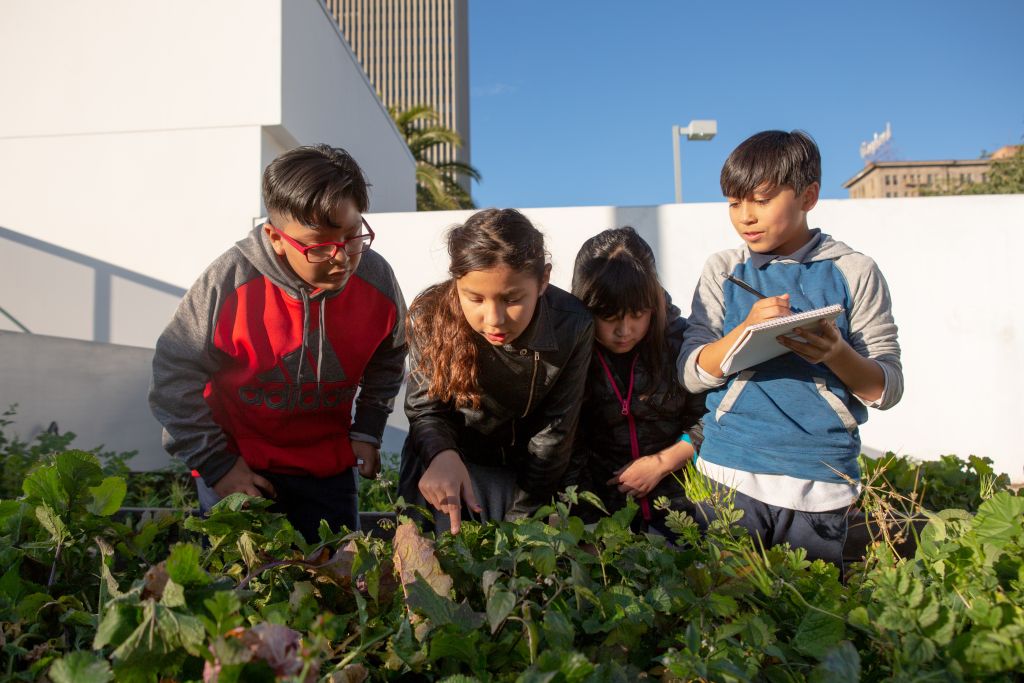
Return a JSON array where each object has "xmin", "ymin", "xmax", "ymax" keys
[
  {"xmin": 2, "ymin": 450, "xmax": 1022, "ymax": 681},
  {"xmin": 2, "ymin": 411, "xmax": 1021, "ymax": 681}
]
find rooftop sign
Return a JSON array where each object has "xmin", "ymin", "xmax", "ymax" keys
[{"xmin": 860, "ymin": 122, "xmax": 893, "ymax": 162}]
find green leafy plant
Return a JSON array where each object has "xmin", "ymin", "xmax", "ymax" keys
[
  {"xmin": 389, "ymin": 104, "xmax": 481, "ymax": 211},
  {"xmin": 358, "ymin": 451, "xmax": 400, "ymax": 514},
  {"xmin": 0, "ymin": 405, "xmax": 194, "ymax": 509},
  {"xmin": 0, "ymin": 449, "xmax": 1017, "ymax": 682},
  {"xmin": 860, "ymin": 452, "xmax": 1012, "ymax": 513}
]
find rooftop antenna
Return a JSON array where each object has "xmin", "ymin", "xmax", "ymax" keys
[{"xmin": 860, "ymin": 122, "xmax": 894, "ymax": 162}]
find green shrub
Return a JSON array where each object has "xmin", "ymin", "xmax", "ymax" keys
[
  {"xmin": 0, "ymin": 405, "xmax": 194, "ymax": 510},
  {"xmin": 0, "ymin": 451, "xmax": 1020, "ymax": 681},
  {"xmin": 860, "ymin": 452, "xmax": 1012, "ymax": 512}
]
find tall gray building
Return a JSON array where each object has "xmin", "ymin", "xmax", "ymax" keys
[{"xmin": 327, "ymin": 0, "xmax": 471, "ymax": 189}]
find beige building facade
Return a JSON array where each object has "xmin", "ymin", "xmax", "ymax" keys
[
  {"xmin": 843, "ymin": 145, "xmax": 1020, "ymax": 198},
  {"xmin": 327, "ymin": 0, "xmax": 471, "ymax": 187}
]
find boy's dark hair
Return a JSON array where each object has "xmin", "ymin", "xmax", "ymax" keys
[
  {"xmin": 720, "ymin": 130, "xmax": 821, "ymax": 198},
  {"xmin": 262, "ymin": 144, "xmax": 370, "ymax": 228}
]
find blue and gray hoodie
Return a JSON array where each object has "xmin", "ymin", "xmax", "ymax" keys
[{"xmin": 679, "ymin": 230, "xmax": 902, "ymax": 506}]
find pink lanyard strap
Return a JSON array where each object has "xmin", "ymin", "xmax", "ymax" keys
[{"xmin": 595, "ymin": 350, "xmax": 651, "ymax": 521}]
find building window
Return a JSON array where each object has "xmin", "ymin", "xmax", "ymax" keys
[{"xmin": 884, "ymin": 176, "xmax": 890, "ymax": 186}]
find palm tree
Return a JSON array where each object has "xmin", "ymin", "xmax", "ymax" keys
[{"xmin": 389, "ymin": 105, "xmax": 481, "ymax": 211}]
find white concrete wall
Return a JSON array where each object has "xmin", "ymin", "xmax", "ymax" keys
[
  {"xmin": 0, "ymin": 226, "xmax": 184, "ymax": 347},
  {"xmin": 3, "ymin": 189, "xmax": 1021, "ymax": 479},
  {"xmin": 0, "ymin": 331, "xmax": 168, "ymax": 471},
  {"xmin": 368, "ymin": 195, "xmax": 1024, "ymax": 482},
  {"xmin": 0, "ymin": 0, "xmax": 415, "ymax": 289}
]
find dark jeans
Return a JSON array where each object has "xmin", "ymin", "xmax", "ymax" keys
[
  {"xmin": 197, "ymin": 468, "xmax": 359, "ymax": 543},
  {"xmin": 694, "ymin": 488, "xmax": 848, "ymax": 568}
]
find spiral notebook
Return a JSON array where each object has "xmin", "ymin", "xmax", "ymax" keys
[{"xmin": 720, "ymin": 304, "xmax": 845, "ymax": 374}]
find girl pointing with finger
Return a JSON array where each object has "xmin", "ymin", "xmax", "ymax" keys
[{"xmin": 398, "ymin": 208, "xmax": 594, "ymax": 533}]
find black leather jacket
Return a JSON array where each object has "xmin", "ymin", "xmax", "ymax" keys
[
  {"xmin": 400, "ymin": 285, "xmax": 594, "ymax": 512},
  {"xmin": 563, "ymin": 302, "xmax": 707, "ymax": 516}
]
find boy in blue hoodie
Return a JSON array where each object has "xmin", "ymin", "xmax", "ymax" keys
[{"xmin": 679, "ymin": 130, "xmax": 903, "ymax": 567}]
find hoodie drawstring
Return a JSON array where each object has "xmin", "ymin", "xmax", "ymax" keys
[
  {"xmin": 296, "ymin": 289, "xmax": 328, "ymax": 388},
  {"xmin": 317, "ymin": 297, "xmax": 326, "ymax": 385},
  {"xmin": 297, "ymin": 289, "xmax": 310, "ymax": 387}
]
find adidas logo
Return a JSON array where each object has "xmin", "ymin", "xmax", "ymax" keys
[
  {"xmin": 238, "ymin": 383, "xmax": 357, "ymax": 411},
  {"xmin": 236, "ymin": 328, "xmax": 355, "ymax": 411}
]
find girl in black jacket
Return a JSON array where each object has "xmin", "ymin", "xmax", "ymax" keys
[
  {"xmin": 564, "ymin": 227, "xmax": 707, "ymax": 534},
  {"xmin": 398, "ymin": 208, "xmax": 594, "ymax": 534}
]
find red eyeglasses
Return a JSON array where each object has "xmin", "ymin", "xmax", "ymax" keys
[{"xmin": 269, "ymin": 218, "xmax": 375, "ymax": 263}]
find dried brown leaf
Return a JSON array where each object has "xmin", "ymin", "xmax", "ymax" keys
[
  {"xmin": 141, "ymin": 561, "xmax": 169, "ymax": 601},
  {"xmin": 392, "ymin": 522, "xmax": 452, "ymax": 598},
  {"xmin": 331, "ymin": 663, "xmax": 369, "ymax": 683},
  {"xmin": 308, "ymin": 540, "xmax": 358, "ymax": 586}
]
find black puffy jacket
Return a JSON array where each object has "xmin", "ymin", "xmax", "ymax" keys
[
  {"xmin": 563, "ymin": 301, "xmax": 707, "ymax": 518},
  {"xmin": 399, "ymin": 285, "xmax": 594, "ymax": 515}
]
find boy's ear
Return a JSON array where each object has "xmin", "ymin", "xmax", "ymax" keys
[
  {"xmin": 538, "ymin": 263, "xmax": 552, "ymax": 296},
  {"xmin": 264, "ymin": 221, "xmax": 287, "ymax": 257},
  {"xmin": 800, "ymin": 182, "xmax": 821, "ymax": 211}
]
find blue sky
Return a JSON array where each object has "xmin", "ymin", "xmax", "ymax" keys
[{"xmin": 467, "ymin": 0, "xmax": 1024, "ymax": 207}]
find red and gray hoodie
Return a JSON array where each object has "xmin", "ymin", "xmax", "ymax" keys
[{"xmin": 149, "ymin": 225, "xmax": 407, "ymax": 486}]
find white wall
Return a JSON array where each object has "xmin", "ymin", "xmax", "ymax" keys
[
  {"xmin": 0, "ymin": 126, "xmax": 266, "ymax": 288},
  {"xmin": 368, "ymin": 195, "xmax": 1024, "ymax": 482},
  {"xmin": 0, "ymin": 1, "xmax": 281, "ymax": 136},
  {"xmin": 0, "ymin": 332, "xmax": 168, "ymax": 471},
  {"xmin": 0, "ymin": 226, "xmax": 185, "ymax": 347},
  {"xmin": 0, "ymin": 0, "xmax": 415, "ymax": 289},
  {"xmin": 3, "ymin": 196, "xmax": 1021, "ymax": 481}
]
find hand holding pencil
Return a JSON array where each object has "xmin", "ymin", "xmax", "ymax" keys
[{"xmin": 723, "ymin": 274, "xmax": 793, "ymax": 330}]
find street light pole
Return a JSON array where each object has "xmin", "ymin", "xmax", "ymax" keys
[
  {"xmin": 672, "ymin": 119, "xmax": 718, "ymax": 203},
  {"xmin": 672, "ymin": 125, "xmax": 683, "ymax": 204}
]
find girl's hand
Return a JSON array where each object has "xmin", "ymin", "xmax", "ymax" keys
[
  {"xmin": 608, "ymin": 455, "xmax": 669, "ymax": 498},
  {"xmin": 607, "ymin": 439, "xmax": 695, "ymax": 498},
  {"xmin": 418, "ymin": 450, "xmax": 482, "ymax": 534}
]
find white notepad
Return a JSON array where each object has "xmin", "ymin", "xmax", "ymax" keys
[{"xmin": 720, "ymin": 304, "xmax": 845, "ymax": 374}]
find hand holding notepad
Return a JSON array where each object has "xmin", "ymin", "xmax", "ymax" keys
[{"xmin": 719, "ymin": 274, "xmax": 845, "ymax": 374}]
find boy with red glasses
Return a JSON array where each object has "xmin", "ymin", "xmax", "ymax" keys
[{"xmin": 149, "ymin": 144, "xmax": 407, "ymax": 542}]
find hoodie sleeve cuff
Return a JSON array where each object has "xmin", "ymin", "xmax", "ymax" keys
[
  {"xmin": 684, "ymin": 346, "xmax": 728, "ymax": 392},
  {"xmin": 853, "ymin": 359, "xmax": 898, "ymax": 410},
  {"xmin": 349, "ymin": 432, "xmax": 381, "ymax": 448},
  {"xmin": 351, "ymin": 405, "xmax": 390, "ymax": 443},
  {"xmin": 195, "ymin": 453, "xmax": 238, "ymax": 488}
]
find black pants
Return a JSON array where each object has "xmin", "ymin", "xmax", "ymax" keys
[
  {"xmin": 197, "ymin": 469, "xmax": 359, "ymax": 543},
  {"xmin": 694, "ymin": 488, "xmax": 848, "ymax": 569}
]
